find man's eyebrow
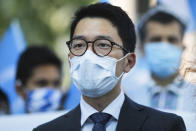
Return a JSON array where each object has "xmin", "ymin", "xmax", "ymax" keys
[
  {"xmin": 95, "ymin": 35, "xmax": 113, "ymax": 41},
  {"xmin": 72, "ymin": 35, "xmax": 86, "ymax": 40},
  {"xmin": 72, "ymin": 35, "xmax": 114, "ymax": 41}
]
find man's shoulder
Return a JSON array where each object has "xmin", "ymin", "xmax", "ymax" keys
[
  {"xmin": 129, "ymin": 97, "xmax": 183, "ymax": 120},
  {"xmin": 141, "ymin": 103, "xmax": 182, "ymax": 119},
  {"xmin": 123, "ymin": 96, "xmax": 186, "ymax": 131},
  {"xmin": 142, "ymin": 104, "xmax": 185, "ymax": 129},
  {"xmin": 142, "ymin": 105, "xmax": 185, "ymax": 130},
  {"xmin": 33, "ymin": 106, "xmax": 81, "ymax": 131},
  {"xmin": 33, "ymin": 113, "xmax": 68, "ymax": 131}
]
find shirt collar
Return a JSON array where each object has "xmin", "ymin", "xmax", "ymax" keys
[
  {"xmin": 80, "ymin": 90, "xmax": 125, "ymax": 126},
  {"xmin": 148, "ymin": 75, "xmax": 185, "ymax": 96}
]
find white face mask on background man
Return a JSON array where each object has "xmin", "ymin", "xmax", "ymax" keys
[{"xmin": 70, "ymin": 50, "xmax": 129, "ymax": 98}]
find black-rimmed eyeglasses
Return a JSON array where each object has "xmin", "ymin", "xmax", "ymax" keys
[{"xmin": 66, "ymin": 38, "xmax": 129, "ymax": 56}]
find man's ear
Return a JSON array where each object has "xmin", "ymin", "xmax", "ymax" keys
[
  {"xmin": 140, "ymin": 42, "xmax": 146, "ymax": 56},
  {"xmin": 15, "ymin": 80, "xmax": 26, "ymax": 100},
  {"xmin": 124, "ymin": 53, "xmax": 136, "ymax": 73},
  {"xmin": 68, "ymin": 54, "xmax": 71, "ymax": 67}
]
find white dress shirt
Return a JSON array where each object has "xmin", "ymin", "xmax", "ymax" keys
[{"xmin": 80, "ymin": 91, "xmax": 125, "ymax": 131}]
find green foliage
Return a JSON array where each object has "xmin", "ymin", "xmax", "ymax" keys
[{"xmin": 0, "ymin": 0, "xmax": 98, "ymax": 48}]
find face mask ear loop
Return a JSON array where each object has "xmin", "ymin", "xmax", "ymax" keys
[
  {"xmin": 117, "ymin": 72, "xmax": 125, "ymax": 79},
  {"xmin": 117, "ymin": 53, "xmax": 131, "ymax": 62},
  {"xmin": 116, "ymin": 53, "xmax": 130, "ymax": 78}
]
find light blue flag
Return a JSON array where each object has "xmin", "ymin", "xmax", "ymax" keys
[
  {"xmin": 0, "ymin": 20, "xmax": 26, "ymax": 114},
  {"xmin": 99, "ymin": 0, "xmax": 109, "ymax": 3},
  {"xmin": 188, "ymin": 0, "xmax": 196, "ymax": 30},
  {"xmin": 64, "ymin": 82, "xmax": 81, "ymax": 110}
]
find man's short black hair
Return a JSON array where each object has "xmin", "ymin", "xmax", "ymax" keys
[
  {"xmin": 0, "ymin": 88, "xmax": 10, "ymax": 114},
  {"xmin": 70, "ymin": 2, "xmax": 136, "ymax": 53},
  {"xmin": 16, "ymin": 45, "xmax": 62, "ymax": 86},
  {"xmin": 139, "ymin": 11, "xmax": 186, "ymax": 42}
]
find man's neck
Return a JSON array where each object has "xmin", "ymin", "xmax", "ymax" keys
[
  {"xmin": 83, "ymin": 83, "xmax": 121, "ymax": 112},
  {"xmin": 151, "ymin": 73, "xmax": 178, "ymax": 87}
]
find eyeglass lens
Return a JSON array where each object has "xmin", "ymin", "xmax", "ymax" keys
[{"xmin": 70, "ymin": 39, "xmax": 113, "ymax": 56}]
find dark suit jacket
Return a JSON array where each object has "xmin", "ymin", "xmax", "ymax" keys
[{"xmin": 33, "ymin": 95, "xmax": 186, "ymax": 131}]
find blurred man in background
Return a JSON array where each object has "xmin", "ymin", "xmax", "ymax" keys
[
  {"xmin": 15, "ymin": 46, "xmax": 65, "ymax": 113},
  {"xmin": 122, "ymin": 5, "xmax": 195, "ymax": 111}
]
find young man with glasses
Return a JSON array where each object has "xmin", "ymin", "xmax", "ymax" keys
[{"xmin": 34, "ymin": 3, "xmax": 186, "ymax": 131}]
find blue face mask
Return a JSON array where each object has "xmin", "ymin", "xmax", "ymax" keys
[
  {"xmin": 144, "ymin": 42, "xmax": 183, "ymax": 79},
  {"xmin": 26, "ymin": 88, "xmax": 63, "ymax": 113}
]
